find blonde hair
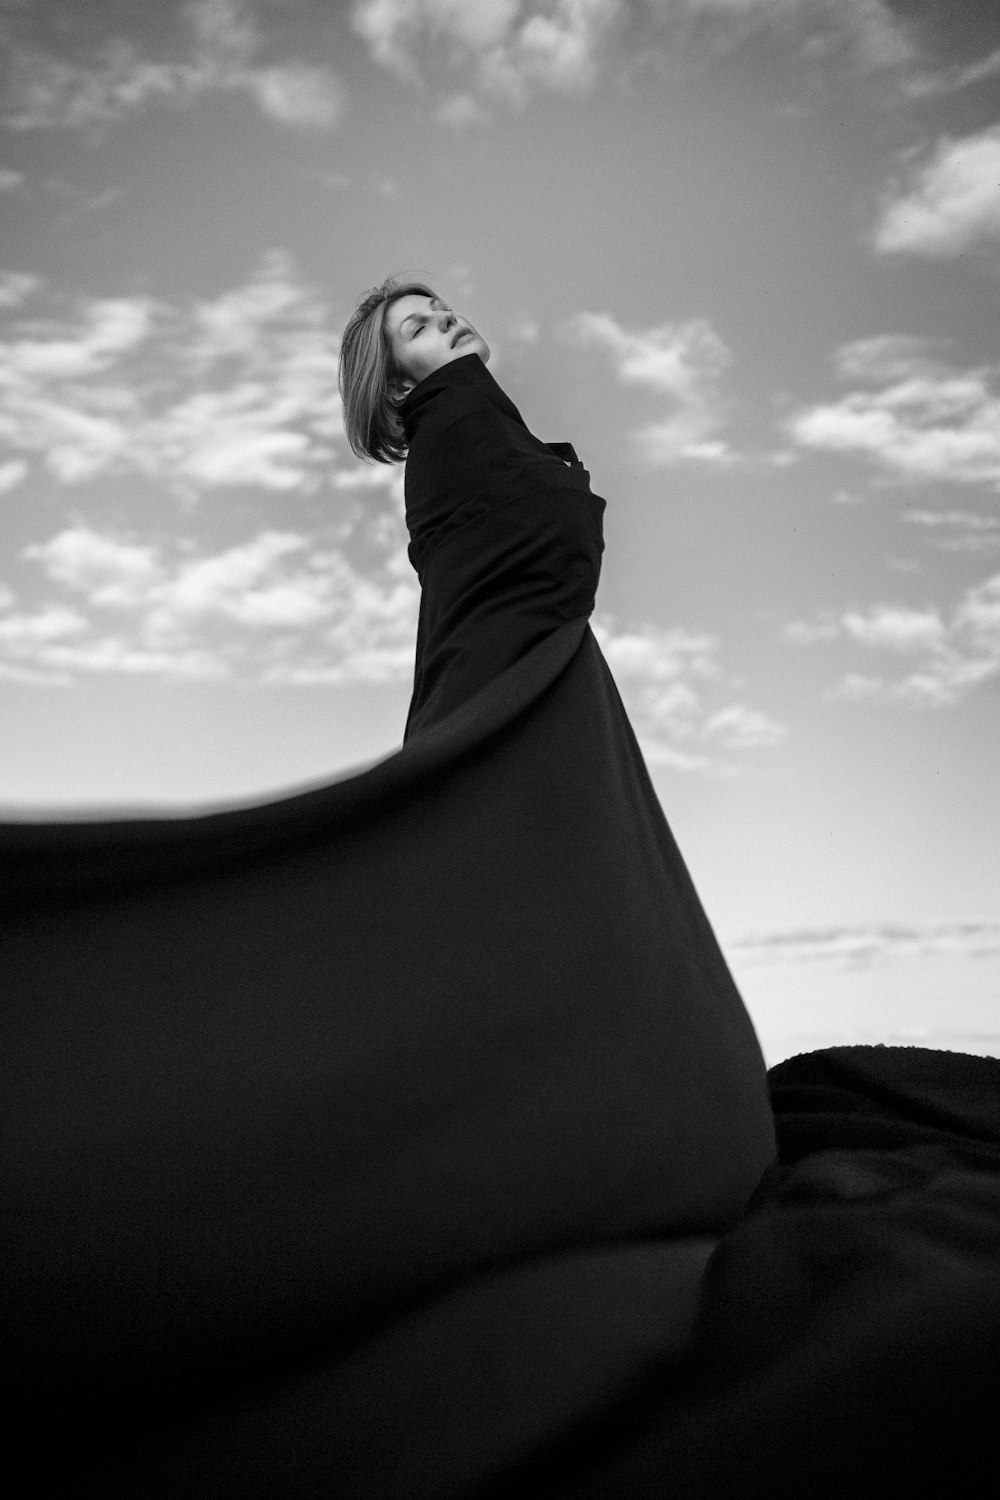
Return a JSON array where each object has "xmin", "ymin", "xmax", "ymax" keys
[{"xmin": 339, "ymin": 277, "xmax": 437, "ymax": 463}]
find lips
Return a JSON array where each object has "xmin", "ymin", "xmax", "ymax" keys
[{"xmin": 450, "ymin": 327, "xmax": 471, "ymax": 348}]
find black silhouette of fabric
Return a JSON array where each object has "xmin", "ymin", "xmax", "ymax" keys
[
  {"xmin": 4, "ymin": 359, "xmax": 998, "ymax": 1498},
  {"xmin": 1, "ymin": 354, "xmax": 776, "ymax": 1495},
  {"xmin": 517, "ymin": 1045, "xmax": 1000, "ymax": 1500}
]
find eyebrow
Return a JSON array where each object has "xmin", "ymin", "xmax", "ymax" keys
[{"xmin": 399, "ymin": 298, "xmax": 443, "ymax": 335}]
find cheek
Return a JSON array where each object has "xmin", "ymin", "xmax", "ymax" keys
[{"xmin": 395, "ymin": 341, "xmax": 422, "ymax": 380}]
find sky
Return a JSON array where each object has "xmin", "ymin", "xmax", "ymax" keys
[{"xmin": 1, "ymin": 0, "xmax": 999, "ymax": 1063}]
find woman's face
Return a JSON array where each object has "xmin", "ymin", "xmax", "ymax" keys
[{"xmin": 385, "ymin": 294, "xmax": 490, "ymax": 394}]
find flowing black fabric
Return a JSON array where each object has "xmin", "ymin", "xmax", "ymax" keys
[
  {"xmin": 6, "ymin": 358, "xmax": 998, "ymax": 1497},
  {"xmin": 1, "ymin": 353, "xmax": 776, "ymax": 1495},
  {"xmin": 513, "ymin": 1045, "xmax": 1000, "ymax": 1500},
  {"xmin": 402, "ymin": 353, "xmax": 607, "ymax": 739}
]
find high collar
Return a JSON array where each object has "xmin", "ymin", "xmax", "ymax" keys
[{"xmin": 400, "ymin": 354, "xmax": 523, "ymax": 445}]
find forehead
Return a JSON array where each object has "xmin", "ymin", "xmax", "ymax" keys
[{"xmin": 385, "ymin": 293, "xmax": 439, "ymax": 336}]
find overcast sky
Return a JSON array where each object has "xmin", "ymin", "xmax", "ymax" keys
[{"xmin": 1, "ymin": 0, "xmax": 999, "ymax": 1061}]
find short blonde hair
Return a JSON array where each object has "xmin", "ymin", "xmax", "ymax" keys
[{"xmin": 339, "ymin": 277, "xmax": 437, "ymax": 463}]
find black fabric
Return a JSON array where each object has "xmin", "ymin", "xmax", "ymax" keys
[
  {"xmin": 1, "ymin": 353, "xmax": 776, "ymax": 1495},
  {"xmin": 502, "ymin": 1045, "xmax": 1000, "ymax": 1500},
  {"xmin": 5, "ymin": 356, "xmax": 997, "ymax": 1497},
  {"xmin": 402, "ymin": 353, "xmax": 604, "ymax": 739}
]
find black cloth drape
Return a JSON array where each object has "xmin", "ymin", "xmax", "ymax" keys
[
  {"xmin": 1, "ymin": 353, "xmax": 777, "ymax": 1496},
  {"xmin": 512, "ymin": 1045, "xmax": 1000, "ymax": 1500},
  {"xmin": 402, "ymin": 353, "xmax": 609, "ymax": 739}
]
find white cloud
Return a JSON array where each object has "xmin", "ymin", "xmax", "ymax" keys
[
  {"xmin": 351, "ymin": 0, "xmax": 920, "ymax": 111},
  {"xmin": 188, "ymin": 251, "xmax": 305, "ymax": 356},
  {"xmin": 702, "ymin": 702, "xmax": 786, "ymax": 748},
  {"xmin": 730, "ymin": 919, "xmax": 1000, "ymax": 969},
  {"xmin": 24, "ymin": 637, "xmax": 230, "ymax": 680},
  {"xmin": 354, "ymin": 0, "xmax": 521, "ymax": 75},
  {"xmin": 831, "ymin": 334, "xmax": 929, "ymax": 383},
  {"xmin": 788, "ymin": 337, "xmax": 1000, "ymax": 489},
  {"xmin": 3, "ymin": 44, "xmax": 177, "ymax": 132},
  {"xmin": 905, "ymin": 45, "xmax": 1000, "ymax": 99},
  {"xmin": 904, "ymin": 509, "xmax": 1000, "ymax": 555},
  {"xmin": 810, "ymin": 0, "xmax": 914, "ymax": 72},
  {"xmin": 24, "ymin": 528, "xmax": 161, "ymax": 608},
  {"xmin": 825, "ymin": 671, "xmax": 883, "ymax": 701},
  {"xmin": 905, "ymin": 508, "xmax": 998, "ymax": 532},
  {"xmin": 592, "ymin": 612, "xmax": 783, "ymax": 767},
  {"xmin": 0, "ymin": 252, "xmax": 343, "ymax": 496},
  {"xmin": 2, "ymin": 295, "xmax": 155, "ymax": 378},
  {"xmin": 504, "ymin": 312, "xmax": 540, "ymax": 347},
  {"xmin": 0, "ymin": 603, "xmax": 89, "ymax": 644},
  {"xmin": 7, "ymin": 520, "xmax": 420, "ymax": 686},
  {"xmin": 0, "ymin": 168, "xmax": 23, "ymax": 191},
  {"xmin": 242, "ymin": 63, "xmax": 345, "ymax": 127},
  {"xmin": 160, "ymin": 393, "xmax": 316, "ymax": 493},
  {"xmin": 783, "ymin": 617, "xmax": 840, "ymax": 644},
  {"xmin": 158, "ymin": 533, "xmax": 330, "ymax": 628},
  {"xmin": 0, "ymin": 459, "xmax": 29, "ymax": 492},
  {"xmin": 435, "ymin": 92, "xmax": 492, "ymax": 127},
  {"xmin": 786, "ymin": 573, "xmax": 1000, "ymax": 706},
  {"xmin": 563, "ymin": 311, "xmax": 737, "ymax": 465},
  {"xmin": 333, "ymin": 462, "xmax": 403, "ymax": 492},
  {"xmin": 841, "ymin": 605, "xmax": 946, "ymax": 653},
  {"xmin": 1, "ymin": 0, "xmax": 345, "ymax": 133},
  {"xmin": 351, "ymin": 0, "xmax": 623, "ymax": 110},
  {"xmin": 874, "ymin": 127, "xmax": 1000, "ymax": 257},
  {"xmin": 648, "ymin": 0, "xmax": 917, "ymax": 77},
  {"xmin": 0, "ymin": 271, "xmax": 42, "ymax": 308}
]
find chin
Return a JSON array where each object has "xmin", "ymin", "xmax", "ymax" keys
[{"xmin": 444, "ymin": 332, "xmax": 489, "ymax": 367}]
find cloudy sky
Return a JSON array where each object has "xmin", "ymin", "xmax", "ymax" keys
[{"xmin": 2, "ymin": 0, "xmax": 999, "ymax": 1061}]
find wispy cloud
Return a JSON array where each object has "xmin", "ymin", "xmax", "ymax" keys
[
  {"xmin": 702, "ymin": 702, "xmax": 787, "ymax": 749},
  {"xmin": 351, "ymin": 0, "xmax": 624, "ymax": 116},
  {"xmin": 350, "ymin": 0, "xmax": 920, "ymax": 116},
  {"xmin": 788, "ymin": 336, "xmax": 1000, "ymax": 489},
  {"xmin": 904, "ymin": 508, "xmax": 1000, "ymax": 556},
  {"xmin": 839, "ymin": 605, "xmax": 946, "ymax": 653},
  {"xmin": 352, "ymin": 0, "xmax": 618, "ymax": 93},
  {"xmin": 669, "ymin": 0, "xmax": 917, "ymax": 75},
  {"xmin": 594, "ymin": 613, "xmax": 785, "ymax": 768},
  {"xmin": 730, "ymin": 920, "xmax": 1000, "ymax": 969},
  {"xmin": 0, "ymin": 459, "xmax": 29, "ymax": 493},
  {"xmin": 784, "ymin": 573, "xmax": 1000, "ymax": 706},
  {"xmin": 0, "ymin": 271, "xmax": 41, "ymax": 308},
  {"xmin": 563, "ymin": 311, "xmax": 737, "ymax": 466},
  {"xmin": 904, "ymin": 45, "xmax": 1000, "ymax": 100},
  {"xmin": 0, "ymin": 251, "xmax": 342, "ymax": 496},
  {"xmin": 873, "ymin": 126, "xmax": 1000, "ymax": 258},
  {"xmin": 2, "ymin": 0, "xmax": 345, "ymax": 133},
  {"xmin": 1, "ymin": 518, "xmax": 418, "ymax": 686},
  {"xmin": 0, "ymin": 250, "xmax": 417, "ymax": 688}
]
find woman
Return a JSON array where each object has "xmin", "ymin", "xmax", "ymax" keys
[
  {"xmin": 333, "ymin": 277, "xmax": 777, "ymax": 1460},
  {"xmin": 340, "ymin": 280, "xmax": 607, "ymax": 740},
  {"xmin": 1, "ymin": 281, "xmax": 775, "ymax": 1499}
]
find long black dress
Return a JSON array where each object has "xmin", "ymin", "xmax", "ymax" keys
[{"xmin": 0, "ymin": 354, "xmax": 776, "ymax": 1496}]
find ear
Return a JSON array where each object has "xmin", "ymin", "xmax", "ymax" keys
[{"xmin": 388, "ymin": 378, "xmax": 413, "ymax": 406}]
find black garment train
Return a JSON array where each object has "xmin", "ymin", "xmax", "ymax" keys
[{"xmin": 1, "ymin": 353, "xmax": 776, "ymax": 1496}]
